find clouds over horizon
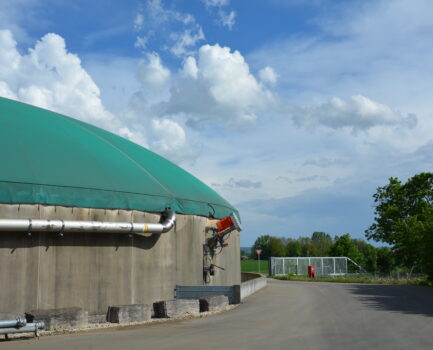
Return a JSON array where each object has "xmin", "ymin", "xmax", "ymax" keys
[{"xmin": 290, "ymin": 95, "xmax": 417, "ymax": 132}]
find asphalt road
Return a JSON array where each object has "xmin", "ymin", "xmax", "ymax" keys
[{"xmin": 2, "ymin": 279, "xmax": 433, "ymax": 350}]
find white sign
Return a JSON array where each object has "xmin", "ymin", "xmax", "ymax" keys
[{"xmin": 256, "ymin": 249, "xmax": 262, "ymax": 256}]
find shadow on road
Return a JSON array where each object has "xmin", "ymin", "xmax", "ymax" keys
[{"xmin": 346, "ymin": 284, "xmax": 433, "ymax": 317}]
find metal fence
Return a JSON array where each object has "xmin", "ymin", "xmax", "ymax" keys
[{"xmin": 269, "ymin": 257, "xmax": 350, "ymax": 277}]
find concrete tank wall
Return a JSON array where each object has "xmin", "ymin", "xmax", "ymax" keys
[{"xmin": 0, "ymin": 204, "xmax": 240, "ymax": 314}]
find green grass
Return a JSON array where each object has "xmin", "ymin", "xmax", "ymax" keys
[
  {"xmin": 241, "ymin": 259, "xmax": 268, "ymax": 274},
  {"xmin": 273, "ymin": 274, "xmax": 432, "ymax": 286}
]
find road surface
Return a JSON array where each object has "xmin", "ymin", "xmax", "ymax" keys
[{"xmin": 2, "ymin": 279, "xmax": 433, "ymax": 349}]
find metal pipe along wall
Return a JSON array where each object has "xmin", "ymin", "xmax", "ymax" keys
[{"xmin": 0, "ymin": 209, "xmax": 175, "ymax": 235}]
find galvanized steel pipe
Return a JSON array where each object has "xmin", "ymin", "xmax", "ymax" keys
[
  {"xmin": 0, "ymin": 317, "xmax": 26, "ymax": 328},
  {"xmin": 0, "ymin": 209, "xmax": 175, "ymax": 235}
]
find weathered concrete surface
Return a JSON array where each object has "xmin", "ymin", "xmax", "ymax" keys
[
  {"xmin": 106, "ymin": 304, "xmax": 151, "ymax": 324},
  {"xmin": 28, "ymin": 307, "xmax": 88, "ymax": 330},
  {"xmin": 2, "ymin": 279, "xmax": 433, "ymax": 349},
  {"xmin": 240, "ymin": 273, "xmax": 267, "ymax": 300},
  {"xmin": 0, "ymin": 204, "xmax": 240, "ymax": 314},
  {"xmin": 199, "ymin": 295, "xmax": 229, "ymax": 312},
  {"xmin": 153, "ymin": 299, "xmax": 200, "ymax": 318},
  {"xmin": 0, "ymin": 313, "xmax": 25, "ymax": 321}
]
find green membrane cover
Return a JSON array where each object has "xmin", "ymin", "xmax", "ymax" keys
[{"xmin": 0, "ymin": 97, "xmax": 239, "ymax": 220}]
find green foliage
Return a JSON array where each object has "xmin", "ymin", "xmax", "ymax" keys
[
  {"xmin": 286, "ymin": 240, "xmax": 302, "ymax": 257},
  {"xmin": 252, "ymin": 235, "xmax": 285, "ymax": 259},
  {"xmin": 311, "ymin": 232, "xmax": 333, "ymax": 256},
  {"xmin": 330, "ymin": 234, "xmax": 365, "ymax": 272},
  {"xmin": 366, "ymin": 172, "xmax": 433, "ymax": 279},
  {"xmin": 376, "ymin": 247, "xmax": 395, "ymax": 273}
]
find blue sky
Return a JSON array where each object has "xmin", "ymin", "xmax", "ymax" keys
[{"xmin": 1, "ymin": 0, "xmax": 432, "ymax": 246}]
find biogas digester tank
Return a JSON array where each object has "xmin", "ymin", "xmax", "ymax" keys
[{"xmin": 0, "ymin": 97, "xmax": 241, "ymax": 313}]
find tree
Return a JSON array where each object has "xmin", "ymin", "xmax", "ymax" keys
[
  {"xmin": 376, "ymin": 247, "xmax": 395, "ymax": 274},
  {"xmin": 365, "ymin": 173, "xmax": 433, "ymax": 279},
  {"xmin": 311, "ymin": 232, "xmax": 333, "ymax": 256},
  {"xmin": 252, "ymin": 235, "xmax": 285, "ymax": 259},
  {"xmin": 286, "ymin": 239, "xmax": 302, "ymax": 257},
  {"xmin": 330, "ymin": 234, "xmax": 365, "ymax": 272}
]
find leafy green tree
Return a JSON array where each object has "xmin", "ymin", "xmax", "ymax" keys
[
  {"xmin": 252, "ymin": 235, "xmax": 285, "ymax": 259},
  {"xmin": 269, "ymin": 237, "xmax": 286, "ymax": 257},
  {"xmin": 286, "ymin": 239, "xmax": 302, "ymax": 257},
  {"xmin": 330, "ymin": 234, "xmax": 365, "ymax": 272},
  {"xmin": 353, "ymin": 239, "xmax": 377, "ymax": 273},
  {"xmin": 376, "ymin": 247, "xmax": 395, "ymax": 274},
  {"xmin": 365, "ymin": 173, "xmax": 433, "ymax": 279},
  {"xmin": 311, "ymin": 232, "xmax": 333, "ymax": 256}
]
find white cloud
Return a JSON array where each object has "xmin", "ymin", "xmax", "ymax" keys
[
  {"xmin": 213, "ymin": 177, "xmax": 262, "ymax": 189},
  {"xmin": 137, "ymin": 52, "xmax": 170, "ymax": 88},
  {"xmin": 219, "ymin": 10, "xmax": 236, "ymax": 30},
  {"xmin": 181, "ymin": 56, "xmax": 198, "ymax": 79},
  {"xmin": 151, "ymin": 119, "xmax": 186, "ymax": 152},
  {"xmin": 160, "ymin": 44, "xmax": 273, "ymax": 128},
  {"xmin": 259, "ymin": 66, "xmax": 279, "ymax": 85},
  {"xmin": 202, "ymin": 0, "xmax": 236, "ymax": 30},
  {"xmin": 134, "ymin": 35, "xmax": 149, "ymax": 49},
  {"xmin": 0, "ymin": 29, "xmax": 140, "ymax": 144},
  {"xmin": 291, "ymin": 95, "xmax": 417, "ymax": 131},
  {"xmin": 134, "ymin": 13, "xmax": 144, "ymax": 31},
  {"xmin": 203, "ymin": 0, "xmax": 229, "ymax": 7},
  {"xmin": 169, "ymin": 26, "xmax": 205, "ymax": 57},
  {"xmin": 145, "ymin": 0, "xmax": 193, "ymax": 25},
  {"xmin": 0, "ymin": 81, "xmax": 16, "ymax": 99},
  {"xmin": 0, "ymin": 30, "xmax": 21, "ymax": 78},
  {"xmin": 134, "ymin": 0, "xmax": 201, "ymax": 57},
  {"xmin": 149, "ymin": 118, "xmax": 199, "ymax": 162}
]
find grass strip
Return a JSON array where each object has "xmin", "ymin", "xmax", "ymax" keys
[{"xmin": 273, "ymin": 275, "xmax": 432, "ymax": 286}]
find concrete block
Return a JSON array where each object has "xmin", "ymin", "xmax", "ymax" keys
[
  {"xmin": 153, "ymin": 299, "xmax": 200, "ymax": 318},
  {"xmin": 232, "ymin": 285, "xmax": 241, "ymax": 304},
  {"xmin": 199, "ymin": 295, "xmax": 229, "ymax": 312},
  {"xmin": 88, "ymin": 313, "xmax": 107, "ymax": 324},
  {"xmin": 27, "ymin": 307, "xmax": 88, "ymax": 330},
  {"xmin": 106, "ymin": 304, "xmax": 151, "ymax": 324}
]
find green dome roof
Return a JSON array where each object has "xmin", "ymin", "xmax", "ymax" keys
[{"xmin": 0, "ymin": 97, "xmax": 238, "ymax": 219}]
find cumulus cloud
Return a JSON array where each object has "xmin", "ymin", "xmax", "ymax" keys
[
  {"xmin": 149, "ymin": 118, "xmax": 199, "ymax": 162},
  {"xmin": 291, "ymin": 95, "xmax": 417, "ymax": 131},
  {"xmin": 0, "ymin": 29, "xmax": 142, "ymax": 144},
  {"xmin": 137, "ymin": 52, "xmax": 170, "ymax": 87},
  {"xmin": 181, "ymin": 56, "xmax": 198, "ymax": 78},
  {"xmin": 159, "ymin": 44, "xmax": 273, "ymax": 128},
  {"xmin": 0, "ymin": 81, "xmax": 16, "ymax": 99},
  {"xmin": 259, "ymin": 66, "xmax": 279, "ymax": 85}
]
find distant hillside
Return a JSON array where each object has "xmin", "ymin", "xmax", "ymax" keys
[{"xmin": 241, "ymin": 247, "xmax": 252, "ymax": 255}]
